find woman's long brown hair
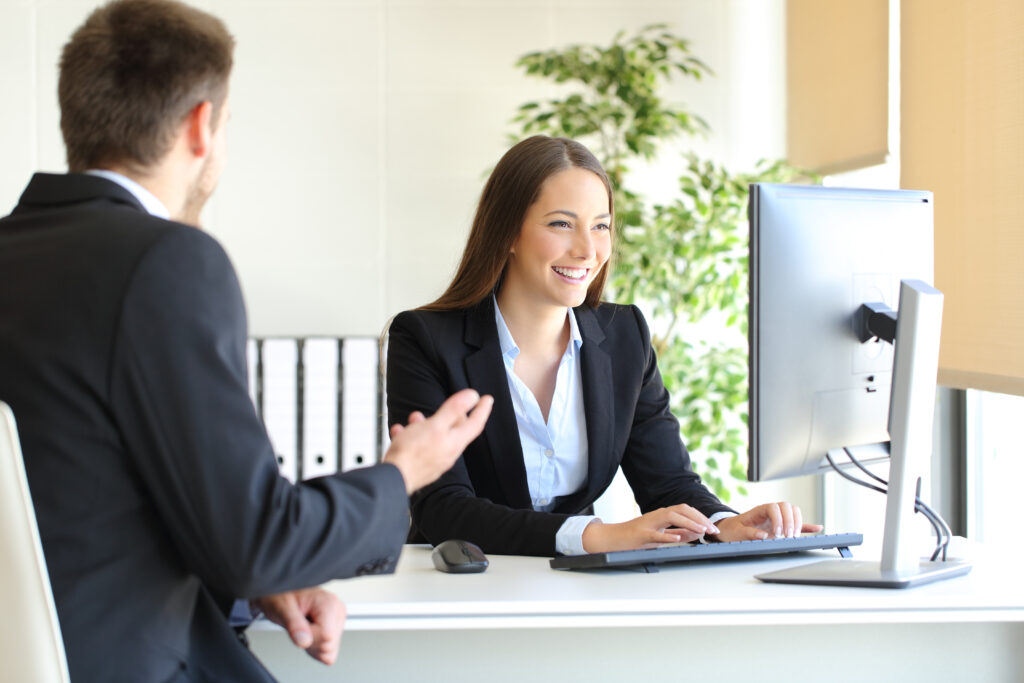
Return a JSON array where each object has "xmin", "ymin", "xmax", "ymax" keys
[{"xmin": 421, "ymin": 135, "xmax": 614, "ymax": 311}]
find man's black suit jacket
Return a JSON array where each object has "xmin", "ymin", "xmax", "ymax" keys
[
  {"xmin": 0, "ymin": 173, "xmax": 410, "ymax": 682},
  {"xmin": 386, "ymin": 298, "xmax": 734, "ymax": 557}
]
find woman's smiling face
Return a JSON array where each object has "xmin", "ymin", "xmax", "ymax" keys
[{"xmin": 502, "ymin": 166, "xmax": 612, "ymax": 310}]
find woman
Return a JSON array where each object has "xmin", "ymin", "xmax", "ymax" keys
[{"xmin": 386, "ymin": 135, "xmax": 821, "ymax": 557}]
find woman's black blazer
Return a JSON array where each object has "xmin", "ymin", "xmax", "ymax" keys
[{"xmin": 386, "ymin": 298, "xmax": 733, "ymax": 557}]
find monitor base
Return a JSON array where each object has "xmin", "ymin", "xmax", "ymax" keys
[{"xmin": 755, "ymin": 558, "xmax": 971, "ymax": 589}]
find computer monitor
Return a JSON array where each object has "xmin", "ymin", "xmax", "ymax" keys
[{"xmin": 747, "ymin": 183, "xmax": 970, "ymax": 588}]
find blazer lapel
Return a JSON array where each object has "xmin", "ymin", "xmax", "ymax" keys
[
  {"xmin": 557, "ymin": 305, "xmax": 616, "ymax": 512},
  {"xmin": 463, "ymin": 300, "xmax": 533, "ymax": 509}
]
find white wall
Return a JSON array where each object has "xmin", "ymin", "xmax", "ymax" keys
[
  {"xmin": 0, "ymin": 0, "xmax": 787, "ymax": 337},
  {"xmin": 3, "ymin": 0, "xmax": 811, "ymax": 485},
  {"xmin": 1, "ymin": 0, "xmax": 813, "ymax": 520}
]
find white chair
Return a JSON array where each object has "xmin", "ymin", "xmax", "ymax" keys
[{"xmin": 0, "ymin": 401, "xmax": 70, "ymax": 682}]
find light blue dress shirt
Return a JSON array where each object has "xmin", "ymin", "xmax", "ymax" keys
[
  {"xmin": 494, "ymin": 300, "xmax": 598, "ymax": 556},
  {"xmin": 84, "ymin": 169, "xmax": 170, "ymax": 220}
]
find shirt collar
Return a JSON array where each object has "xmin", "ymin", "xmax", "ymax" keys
[
  {"xmin": 493, "ymin": 296, "xmax": 584, "ymax": 361},
  {"xmin": 84, "ymin": 169, "xmax": 170, "ymax": 220},
  {"xmin": 566, "ymin": 306, "xmax": 583, "ymax": 351}
]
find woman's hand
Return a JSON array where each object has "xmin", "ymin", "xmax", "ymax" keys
[
  {"xmin": 712, "ymin": 502, "xmax": 824, "ymax": 542},
  {"xmin": 581, "ymin": 504, "xmax": 720, "ymax": 553}
]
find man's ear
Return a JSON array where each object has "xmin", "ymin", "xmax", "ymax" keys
[{"xmin": 183, "ymin": 101, "xmax": 214, "ymax": 158}]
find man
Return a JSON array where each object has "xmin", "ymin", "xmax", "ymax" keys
[{"xmin": 0, "ymin": 1, "xmax": 492, "ymax": 681}]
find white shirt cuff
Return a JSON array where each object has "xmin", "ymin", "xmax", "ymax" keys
[
  {"xmin": 555, "ymin": 515, "xmax": 601, "ymax": 556},
  {"xmin": 709, "ymin": 511, "xmax": 736, "ymax": 525},
  {"xmin": 698, "ymin": 511, "xmax": 738, "ymax": 544}
]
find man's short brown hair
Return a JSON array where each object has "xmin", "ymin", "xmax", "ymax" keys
[{"xmin": 59, "ymin": 0, "xmax": 235, "ymax": 172}]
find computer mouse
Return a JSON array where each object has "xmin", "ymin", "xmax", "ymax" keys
[{"xmin": 431, "ymin": 539, "xmax": 489, "ymax": 574}]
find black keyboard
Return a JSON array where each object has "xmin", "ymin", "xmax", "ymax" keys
[{"xmin": 549, "ymin": 533, "xmax": 863, "ymax": 571}]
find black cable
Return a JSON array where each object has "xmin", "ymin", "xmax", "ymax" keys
[
  {"xmin": 914, "ymin": 501, "xmax": 946, "ymax": 561},
  {"xmin": 840, "ymin": 449, "xmax": 946, "ymax": 558},
  {"xmin": 831, "ymin": 449, "xmax": 950, "ymax": 561},
  {"xmin": 840, "ymin": 449, "xmax": 946, "ymax": 561},
  {"xmin": 827, "ymin": 451, "xmax": 942, "ymax": 559},
  {"xmin": 936, "ymin": 507, "xmax": 952, "ymax": 560},
  {"xmin": 914, "ymin": 477, "xmax": 950, "ymax": 560},
  {"xmin": 825, "ymin": 451, "xmax": 887, "ymax": 495},
  {"xmin": 913, "ymin": 476, "xmax": 944, "ymax": 561},
  {"xmin": 915, "ymin": 498, "xmax": 951, "ymax": 561},
  {"xmin": 844, "ymin": 449, "xmax": 889, "ymax": 487},
  {"xmin": 845, "ymin": 448, "xmax": 950, "ymax": 561}
]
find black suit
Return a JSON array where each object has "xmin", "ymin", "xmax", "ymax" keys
[
  {"xmin": 386, "ymin": 298, "xmax": 733, "ymax": 557},
  {"xmin": 0, "ymin": 173, "xmax": 409, "ymax": 682}
]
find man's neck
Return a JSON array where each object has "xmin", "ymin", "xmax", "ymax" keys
[
  {"xmin": 104, "ymin": 164, "xmax": 178, "ymax": 217},
  {"xmin": 85, "ymin": 168, "xmax": 170, "ymax": 220}
]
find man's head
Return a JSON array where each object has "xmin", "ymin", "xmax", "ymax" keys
[{"xmin": 59, "ymin": 0, "xmax": 234, "ymax": 177}]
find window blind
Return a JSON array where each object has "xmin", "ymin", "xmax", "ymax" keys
[
  {"xmin": 901, "ymin": 0, "xmax": 1024, "ymax": 396},
  {"xmin": 786, "ymin": 0, "xmax": 890, "ymax": 174}
]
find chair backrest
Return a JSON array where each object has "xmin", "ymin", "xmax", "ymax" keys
[{"xmin": 0, "ymin": 402, "xmax": 70, "ymax": 682}]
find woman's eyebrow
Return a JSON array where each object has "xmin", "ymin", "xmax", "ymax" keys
[{"xmin": 543, "ymin": 210, "xmax": 611, "ymax": 219}]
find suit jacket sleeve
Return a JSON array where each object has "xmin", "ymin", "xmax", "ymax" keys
[
  {"xmin": 387, "ymin": 310, "xmax": 568, "ymax": 557},
  {"xmin": 619, "ymin": 306, "xmax": 735, "ymax": 518},
  {"xmin": 108, "ymin": 227, "xmax": 409, "ymax": 598}
]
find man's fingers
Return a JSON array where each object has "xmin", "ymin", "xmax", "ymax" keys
[
  {"xmin": 284, "ymin": 614, "xmax": 313, "ymax": 649},
  {"xmin": 310, "ymin": 595, "xmax": 346, "ymax": 646},
  {"xmin": 452, "ymin": 395, "xmax": 493, "ymax": 442},
  {"xmin": 266, "ymin": 593, "xmax": 314, "ymax": 649},
  {"xmin": 306, "ymin": 625, "xmax": 340, "ymax": 665},
  {"xmin": 304, "ymin": 593, "xmax": 346, "ymax": 666},
  {"xmin": 433, "ymin": 389, "xmax": 482, "ymax": 425}
]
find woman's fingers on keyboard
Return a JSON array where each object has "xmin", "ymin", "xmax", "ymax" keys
[{"xmin": 713, "ymin": 515, "xmax": 768, "ymax": 541}]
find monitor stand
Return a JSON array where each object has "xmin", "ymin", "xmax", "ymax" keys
[{"xmin": 756, "ymin": 280, "xmax": 972, "ymax": 589}]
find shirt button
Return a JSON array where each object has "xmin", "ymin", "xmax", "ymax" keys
[{"xmin": 544, "ymin": 449, "xmax": 554, "ymax": 457}]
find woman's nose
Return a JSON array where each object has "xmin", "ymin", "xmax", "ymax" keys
[{"xmin": 572, "ymin": 229, "xmax": 596, "ymax": 260}]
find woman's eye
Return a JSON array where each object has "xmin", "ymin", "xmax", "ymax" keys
[
  {"xmin": 548, "ymin": 220, "xmax": 572, "ymax": 229},
  {"xmin": 593, "ymin": 223, "xmax": 611, "ymax": 231}
]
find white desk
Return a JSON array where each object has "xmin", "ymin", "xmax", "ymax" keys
[{"xmin": 249, "ymin": 541, "xmax": 1024, "ymax": 682}]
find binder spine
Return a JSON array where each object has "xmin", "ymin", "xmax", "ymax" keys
[
  {"xmin": 250, "ymin": 335, "xmax": 383, "ymax": 480},
  {"xmin": 258, "ymin": 338, "xmax": 300, "ymax": 483},
  {"xmin": 340, "ymin": 338, "xmax": 380, "ymax": 471},
  {"xmin": 300, "ymin": 338, "xmax": 341, "ymax": 480},
  {"xmin": 296, "ymin": 338, "xmax": 304, "ymax": 481}
]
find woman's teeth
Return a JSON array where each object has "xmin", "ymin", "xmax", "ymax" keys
[{"xmin": 553, "ymin": 266, "xmax": 587, "ymax": 280}]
